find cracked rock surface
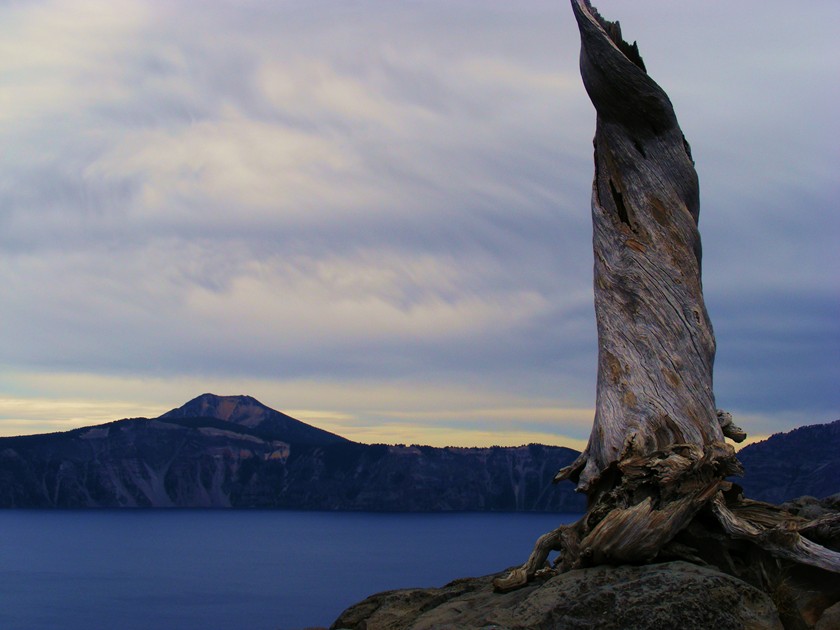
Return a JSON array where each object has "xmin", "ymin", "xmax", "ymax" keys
[{"xmin": 331, "ymin": 561, "xmax": 784, "ymax": 630}]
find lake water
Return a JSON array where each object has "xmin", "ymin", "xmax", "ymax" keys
[{"xmin": 0, "ymin": 510, "xmax": 578, "ymax": 630}]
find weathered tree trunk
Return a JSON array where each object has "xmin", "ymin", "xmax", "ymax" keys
[
  {"xmin": 563, "ymin": 0, "xmax": 721, "ymax": 493},
  {"xmin": 493, "ymin": 0, "xmax": 840, "ymax": 611}
]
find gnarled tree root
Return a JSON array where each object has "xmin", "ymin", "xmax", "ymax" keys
[
  {"xmin": 493, "ymin": 444, "xmax": 840, "ymax": 596},
  {"xmin": 493, "ymin": 520, "xmax": 584, "ymax": 593},
  {"xmin": 710, "ymin": 494, "xmax": 840, "ymax": 573}
]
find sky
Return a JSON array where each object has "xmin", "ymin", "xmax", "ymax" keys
[{"xmin": 1, "ymin": 0, "xmax": 837, "ymax": 449}]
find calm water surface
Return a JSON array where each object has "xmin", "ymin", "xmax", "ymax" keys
[{"xmin": 0, "ymin": 510, "xmax": 578, "ymax": 630}]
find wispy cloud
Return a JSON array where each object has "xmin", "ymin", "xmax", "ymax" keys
[{"xmin": 0, "ymin": 0, "xmax": 837, "ymax": 445}]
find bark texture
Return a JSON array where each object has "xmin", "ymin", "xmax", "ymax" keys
[
  {"xmin": 561, "ymin": 0, "xmax": 722, "ymax": 495},
  {"xmin": 493, "ymin": 1, "xmax": 840, "ymax": 614}
]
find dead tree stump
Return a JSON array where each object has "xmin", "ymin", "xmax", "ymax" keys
[{"xmin": 494, "ymin": 3, "xmax": 840, "ymax": 619}]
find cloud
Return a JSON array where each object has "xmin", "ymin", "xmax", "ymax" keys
[
  {"xmin": 0, "ymin": 0, "xmax": 594, "ymax": 386},
  {"xmin": 0, "ymin": 395, "xmax": 166, "ymax": 436},
  {"xmin": 0, "ymin": 0, "xmax": 148, "ymax": 123},
  {"xmin": 0, "ymin": 0, "xmax": 837, "ymax": 447}
]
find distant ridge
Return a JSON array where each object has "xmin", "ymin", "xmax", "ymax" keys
[
  {"xmin": 735, "ymin": 418, "xmax": 840, "ymax": 503},
  {"xmin": 0, "ymin": 395, "xmax": 835, "ymax": 509},
  {"xmin": 0, "ymin": 394, "xmax": 584, "ymax": 511}
]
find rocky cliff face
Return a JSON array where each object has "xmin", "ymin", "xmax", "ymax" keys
[{"xmin": 0, "ymin": 394, "xmax": 584, "ymax": 511}]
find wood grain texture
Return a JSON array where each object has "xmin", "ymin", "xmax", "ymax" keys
[{"xmin": 561, "ymin": 0, "xmax": 725, "ymax": 494}]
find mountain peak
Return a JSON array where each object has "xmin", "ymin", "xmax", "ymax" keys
[
  {"xmin": 162, "ymin": 393, "xmax": 270, "ymax": 427},
  {"xmin": 160, "ymin": 393, "xmax": 349, "ymax": 445}
]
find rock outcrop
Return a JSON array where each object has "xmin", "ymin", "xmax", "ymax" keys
[
  {"xmin": 331, "ymin": 493, "xmax": 840, "ymax": 630},
  {"xmin": 331, "ymin": 561, "xmax": 785, "ymax": 630}
]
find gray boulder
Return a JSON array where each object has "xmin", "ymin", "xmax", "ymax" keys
[{"xmin": 331, "ymin": 561, "xmax": 783, "ymax": 630}]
